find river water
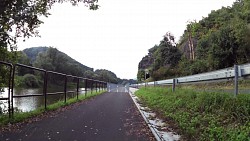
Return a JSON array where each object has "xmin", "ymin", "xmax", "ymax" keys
[{"xmin": 0, "ymin": 87, "xmax": 87, "ymax": 113}]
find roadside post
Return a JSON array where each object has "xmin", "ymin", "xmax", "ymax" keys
[
  {"xmin": 172, "ymin": 79, "xmax": 176, "ymax": 92},
  {"xmin": 145, "ymin": 69, "xmax": 149, "ymax": 88},
  {"xmin": 234, "ymin": 65, "xmax": 238, "ymax": 96}
]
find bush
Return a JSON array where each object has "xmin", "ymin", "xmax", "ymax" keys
[
  {"xmin": 152, "ymin": 67, "xmax": 180, "ymax": 81},
  {"xmin": 23, "ymin": 74, "xmax": 39, "ymax": 88},
  {"xmin": 189, "ymin": 59, "xmax": 209, "ymax": 74}
]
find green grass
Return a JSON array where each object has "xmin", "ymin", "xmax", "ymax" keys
[
  {"xmin": 178, "ymin": 79, "xmax": 250, "ymax": 90},
  {"xmin": 135, "ymin": 87, "xmax": 250, "ymax": 141},
  {"xmin": 0, "ymin": 90, "xmax": 106, "ymax": 126}
]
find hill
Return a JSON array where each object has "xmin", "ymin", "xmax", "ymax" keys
[
  {"xmin": 21, "ymin": 47, "xmax": 93, "ymax": 76},
  {"xmin": 23, "ymin": 47, "xmax": 48, "ymax": 63},
  {"xmin": 18, "ymin": 47, "xmax": 136, "ymax": 85}
]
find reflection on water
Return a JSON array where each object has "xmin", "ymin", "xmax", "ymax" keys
[{"xmin": 0, "ymin": 87, "xmax": 86, "ymax": 112}]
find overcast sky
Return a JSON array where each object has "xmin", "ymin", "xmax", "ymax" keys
[{"xmin": 17, "ymin": 0, "xmax": 235, "ymax": 79}]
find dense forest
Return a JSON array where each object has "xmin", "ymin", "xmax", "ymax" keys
[
  {"xmin": 137, "ymin": 0, "xmax": 250, "ymax": 82},
  {"xmin": 14, "ymin": 47, "xmax": 136, "ymax": 87}
]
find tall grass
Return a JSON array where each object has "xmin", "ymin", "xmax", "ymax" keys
[
  {"xmin": 0, "ymin": 91, "xmax": 106, "ymax": 126},
  {"xmin": 135, "ymin": 87, "xmax": 250, "ymax": 141}
]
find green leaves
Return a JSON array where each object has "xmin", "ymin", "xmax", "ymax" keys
[
  {"xmin": 137, "ymin": 32, "xmax": 181, "ymax": 81},
  {"xmin": 94, "ymin": 69, "xmax": 119, "ymax": 83},
  {"xmin": 0, "ymin": 0, "xmax": 99, "ymax": 62},
  {"xmin": 174, "ymin": 0, "xmax": 250, "ymax": 76}
]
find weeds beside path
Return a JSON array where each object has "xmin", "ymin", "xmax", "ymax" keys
[{"xmin": 135, "ymin": 87, "xmax": 250, "ymax": 141}]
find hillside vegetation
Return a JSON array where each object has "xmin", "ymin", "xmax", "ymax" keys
[
  {"xmin": 138, "ymin": 0, "xmax": 250, "ymax": 81},
  {"xmin": 15, "ymin": 47, "xmax": 136, "ymax": 87}
]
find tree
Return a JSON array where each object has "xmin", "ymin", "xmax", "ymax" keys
[
  {"xmin": 0, "ymin": 0, "xmax": 99, "ymax": 62},
  {"xmin": 0, "ymin": 0, "xmax": 99, "ymax": 89},
  {"xmin": 177, "ymin": 0, "xmax": 250, "ymax": 75},
  {"xmin": 196, "ymin": 17, "xmax": 250, "ymax": 70},
  {"xmin": 137, "ymin": 70, "xmax": 145, "ymax": 82},
  {"xmin": 17, "ymin": 51, "xmax": 34, "ymax": 76},
  {"xmin": 33, "ymin": 51, "xmax": 54, "ymax": 71},
  {"xmin": 95, "ymin": 69, "xmax": 119, "ymax": 83},
  {"xmin": 84, "ymin": 70, "xmax": 96, "ymax": 79},
  {"xmin": 137, "ymin": 32, "xmax": 182, "ymax": 80},
  {"xmin": 154, "ymin": 33, "xmax": 181, "ymax": 68}
]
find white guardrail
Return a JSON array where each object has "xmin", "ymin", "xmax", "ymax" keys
[{"xmin": 131, "ymin": 63, "xmax": 250, "ymax": 95}]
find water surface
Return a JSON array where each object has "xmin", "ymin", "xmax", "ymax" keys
[{"xmin": 0, "ymin": 87, "xmax": 87, "ymax": 112}]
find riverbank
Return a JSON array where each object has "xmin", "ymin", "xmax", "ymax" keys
[
  {"xmin": 0, "ymin": 90, "xmax": 106, "ymax": 128},
  {"xmin": 135, "ymin": 87, "xmax": 250, "ymax": 141}
]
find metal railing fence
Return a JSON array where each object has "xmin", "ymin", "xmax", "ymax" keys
[
  {"xmin": 0, "ymin": 61, "xmax": 12, "ymax": 118},
  {"xmin": 131, "ymin": 63, "xmax": 250, "ymax": 95},
  {"xmin": 0, "ymin": 61, "xmax": 107, "ymax": 118}
]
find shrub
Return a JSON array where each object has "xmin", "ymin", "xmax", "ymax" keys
[{"xmin": 23, "ymin": 74, "xmax": 39, "ymax": 88}]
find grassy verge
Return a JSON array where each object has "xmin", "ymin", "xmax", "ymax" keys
[
  {"xmin": 0, "ymin": 91, "xmax": 106, "ymax": 126},
  {"xmin": 177, "ymin": 79, "xmax": 250, "ymax": 90},
  {"xmin": 135, "ymin": 87, "xmax": 250, "ymax": 141}
]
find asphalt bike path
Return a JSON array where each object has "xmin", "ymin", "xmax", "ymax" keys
[{"xmin": 0, "ymin": 91, "xmax": 155, "ymax": 141}]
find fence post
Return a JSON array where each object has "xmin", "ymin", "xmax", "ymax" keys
[
  {"xmin": 64, "ymin": 75, "xmax": 67, "ymax": 103},
  {"xmin": 85, "ymin": 79, "xmax": 87, "ymax": 97},
  {"xmin": 172, "ymin": 79, "xmax": 176, "ymax": 92},
  {"xmin": 43, "ymin": 71, "xmax": 48, "ymax": 110},
  {"xmin": 91, "ymin": 80, "xmax": 93, "ymax": 94},
  {"xmin": 100, "ymin": 82, "xmax": 102, "ymax": 91},
  {"xmin": 11, "ymin": 65, "xmax": 16, "ymax": 117},
  {"xmin": 99, "ymin": 82, "xmax": 101, "ymax": 92},
  {"xmin": 76, "ymin": 78, "xmax": 80, "ymax": 100},
  {"xmin": 7, "ymin": 64, "xmax": 13, "ymax": 118},
  {"xmin": 96, "ymin": 81, "xmax": 98, "ymax": 93},
  {"xmin": 108, "ymin": 83, "xmax": 110, "ymax": 91},
  {"xmin": 234, "ymin": 65, "xmax": 238, "ymax": 96}
]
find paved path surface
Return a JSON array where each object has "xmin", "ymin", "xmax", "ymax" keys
[{"xmin": 0, "ymin": 90, "xmax": 155, "ymax": 141}]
